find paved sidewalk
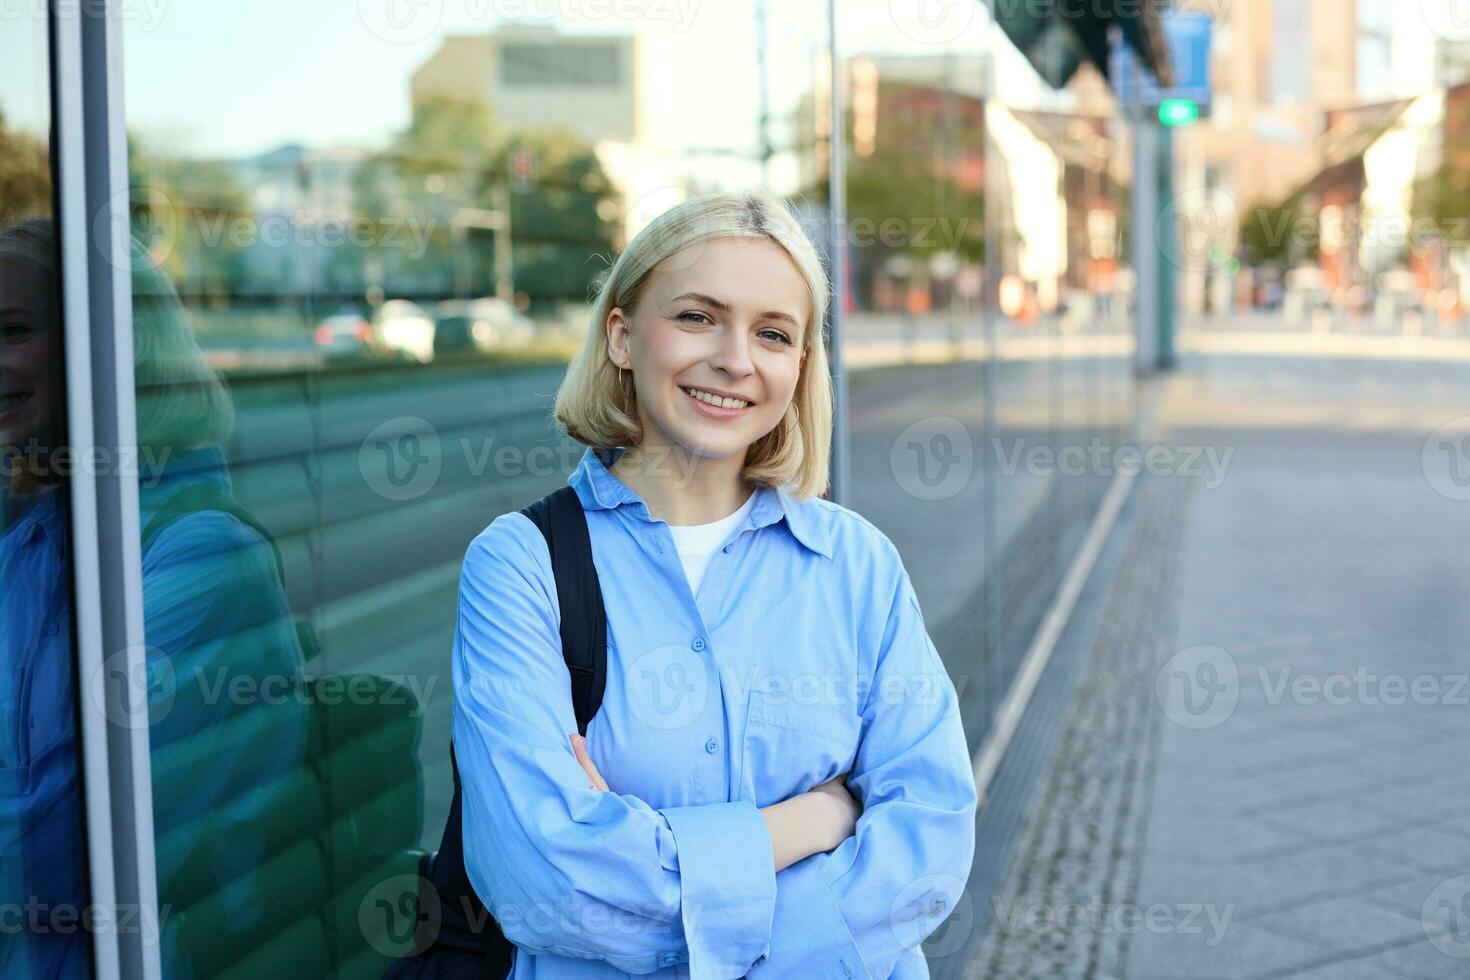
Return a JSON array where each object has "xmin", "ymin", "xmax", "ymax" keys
[{"xmin": 968, "ymin": 355, "xmax": 1470, "ymax": 979}]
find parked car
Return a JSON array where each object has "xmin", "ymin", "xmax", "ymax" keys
[
  {"xmin": 373, "ymin": 300, "xmax": 437, "ymax": 363},
  {"xmin": 433, "ymin": 297, "xmax": 535, "ymax": 355},
  {"xmin": 312, "ymin": 307, "xmax": 374, "ymax": 359}
]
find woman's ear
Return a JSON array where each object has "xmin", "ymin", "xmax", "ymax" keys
[{"xmin": 606, "ymin": 306, "xmax": 632, "ymax": 370}]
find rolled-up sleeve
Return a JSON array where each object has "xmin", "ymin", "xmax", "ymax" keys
[
  {"xmin": 452, "ymin": 513, "xmax": 777, "ymax": 978},
  {"xmin": 748, "ymin": 543, "xmax": 978, "ymax": 979}
]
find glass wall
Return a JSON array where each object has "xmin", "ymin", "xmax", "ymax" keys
[
  {"xmin": 41, "ymin": 2, "xmax": 1152, "ymax": 976},
  {"xmin": 120, "ymin": 3, "xmax": 832, "ymax": 976},
  {"xmin": 0, "ymin": 10, "xmax": 94, "ymax": 978},
  {"xmin": 834, "ymin": 0, "xmax": 1134, "ymax": 789}
]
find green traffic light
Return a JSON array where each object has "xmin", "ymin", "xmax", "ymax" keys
[{"xmin": 1159, "ymin": 98, "xmax": 1200, "ymax": 127}]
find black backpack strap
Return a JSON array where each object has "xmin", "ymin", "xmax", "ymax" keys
[
  {"xmin": 519, "ymin": 484, "xmax": 608, "ymax": 735},
  {"xmin": 141, "ymin": 482, "xmax": 287, "ymax": 588},
  {"xmin": 421, "ymin": 484, "xmax": 606, "ymax": 979},
  {"xmin": 139, "ymin": 482, "xmax": 321, "ymax": 661}
]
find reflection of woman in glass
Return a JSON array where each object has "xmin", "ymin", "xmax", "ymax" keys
[
  {"xmin": 0, "ymin": 218, "xmax": 309, "ymax": 978},
  {"xmin": 453, "ymin": 193, "xmax": 977, "ymax": 978}
]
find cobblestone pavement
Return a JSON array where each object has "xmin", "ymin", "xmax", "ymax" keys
[
  {"xmin": 966, "ymin": 355, "xmax": 1470, "ymax": 980},
  {"xmin": 966, "ymin": 472, "xmax": 1192, "ymax": 980}
]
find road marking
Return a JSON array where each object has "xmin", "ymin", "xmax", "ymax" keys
[
  {"xmin": 971, "ymin": 465, "xmax": 1137, "ymax": 804},
  {"xmin": 1178, "ymin": 331, "xmax": 1470, "ymax": 361}
]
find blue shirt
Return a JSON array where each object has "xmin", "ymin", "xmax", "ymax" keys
[
  {"xmin": 0, "ymin": 485, "xmax": 87, "ymax": 978},
  {"xmin": 0, "ymin": 446, "xmax": 307, "ymax": 978},
  {"xmin": 452, "ymin": 446, "xmax": 978, "ymax": 979}
]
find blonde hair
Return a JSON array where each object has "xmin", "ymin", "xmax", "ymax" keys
[
  {"xmin": 0, "ymin": 217, "xmax": 234, "ymax": 494},
  {"xmin": 554, "ymin": 191, "xmax": 833, "ymax": 498}
]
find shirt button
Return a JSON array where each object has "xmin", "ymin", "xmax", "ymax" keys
[
  {"xmin": 42, "ymin": 622, "xmax": 58, "ymax": 636},
  {"xmin": 704, "ymin": 737, "xmax": 719, "ymax": 754},
  {"xmin": 691, "ymin": 637, "xmax": 706, "ymax": 652}
]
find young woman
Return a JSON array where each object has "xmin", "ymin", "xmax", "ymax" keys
[{"xmin": 452, "ymin": 192, "xmax": 977, "ymax": 979}]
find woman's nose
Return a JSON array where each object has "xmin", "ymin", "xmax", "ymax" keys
[{"xmin": 710, "ymin": 326, "xmax": 753, "ymax": 376}]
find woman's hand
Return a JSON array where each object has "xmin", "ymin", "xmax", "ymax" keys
[
  {"xmin": 760, "ymin": 773, "xmax": 861, "ymax": 872},
  {"xmin": 570, "ymin": 733, "xmax": 609, "ymax": 791},
  {"xmin": 572, "ymin": 730, "xmax": 861, "ymax": 874},
  {"xmin": 806, "ymin": 774, "xmax": 861, "ymax": 851}
]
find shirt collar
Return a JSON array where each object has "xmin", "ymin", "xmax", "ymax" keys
[
  {"xmin": 569, "ymin": 445, "xmax": 832, "ymax": 559},
  {"xmin": 3, "ymin": 445, "xmax": 233, "ymax": 559},
  {"xmin": 4, "ymin": 484, "xmax": 63, "ymax": 552}
]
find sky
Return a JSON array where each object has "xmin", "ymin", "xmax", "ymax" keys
[
  {"xmin": 0, "ymin": 14, "xmax": 49, "ymax": 137},
  {"xmin": 1, "ymin": 0, "xmax": 1045, "ymax": 160}
]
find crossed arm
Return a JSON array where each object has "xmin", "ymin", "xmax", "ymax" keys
[
  {"xmin": 454, "ymin": 515, "xmax": 976, "ymax": 978},
  {"xmin": 570, "ymin": 732, "xmax": 860, "ymax": 873}
]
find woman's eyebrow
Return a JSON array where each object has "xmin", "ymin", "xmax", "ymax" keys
[{"xmin": 671, "ymin": 291, "xmax": 801, "ymax": 328}]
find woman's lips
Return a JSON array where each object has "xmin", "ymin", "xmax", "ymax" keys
[
  {"xmin": 0, "ymin": 389, "xmax": 34, "ymax": 418},
  {"xmin": 681, "ymin": 385, "xmax": 752, "ymax": 420}
]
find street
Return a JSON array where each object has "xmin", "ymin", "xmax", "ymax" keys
[{"xmin": 960, "ymin": 350, "xmax": 1470, "ymax": 979}]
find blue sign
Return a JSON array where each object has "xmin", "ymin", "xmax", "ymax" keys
[{"xmin": 1113, "ymin": 10, "xmax": 1213, "ymax": 111}]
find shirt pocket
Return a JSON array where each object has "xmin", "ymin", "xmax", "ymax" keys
[{"xmin": 738, "ymin": 689, "xmax": 861, "ymax": 809}]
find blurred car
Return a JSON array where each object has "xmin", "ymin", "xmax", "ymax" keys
[
  {"xmin": 373, "ymin": 300, "xmax": 437, "ymax": 363},
  {"xmin": 433, "ymin": 297, "xmax": 535, "ymax": 356},
  {"xmin": 312, "ymin": 307, "xmax": 374, "ymax": 359}
]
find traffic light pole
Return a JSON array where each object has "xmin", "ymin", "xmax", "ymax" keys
[{"xmin": 1131, "ymin": 106, "xmax": 1161, "ymax": 375}]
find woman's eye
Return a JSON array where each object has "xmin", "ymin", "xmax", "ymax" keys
[
  {"xmin": 2, "ymin": 323, "xmax": 34, "ymax": 343},
  {"xmin": 674, "ymin": 311, "xmax": 789, "ymax": 345}
]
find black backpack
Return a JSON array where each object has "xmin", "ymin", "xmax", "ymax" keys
[
  {"xmin": 384, "ymin": 484, "xmax": 608, "ymax": 980},
  {"xmin": 140, "ymin": 481, "xmax": 322, "ymax": 661}
]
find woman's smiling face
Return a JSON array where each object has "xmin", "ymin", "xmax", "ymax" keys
[
  {"xmin": 0, "ymin": 258, "xmax": 56, "ymax": 451},
  {"xmin": 607, "ymin": 236, "xmax": 810, "ymax": 463}
]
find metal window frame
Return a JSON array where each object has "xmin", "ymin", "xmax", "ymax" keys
[
  {"xmin": 826, "ymin": 0, "xmax": 849, "ymax": 506},
  {"xmin": 54, "ymin": 1, "xmax": 162, "ymax": 977}
]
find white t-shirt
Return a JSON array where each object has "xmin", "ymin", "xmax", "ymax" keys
[{"xmin": 665, "ymin": 489, "xmax": 758, "ymax": 597}]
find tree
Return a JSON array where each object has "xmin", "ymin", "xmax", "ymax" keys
[
  {"xmin": 351, "ymin": 97, "xmax": 617, "ymax": 307},
  {"xmin": 806, "ymin": 81, "xmax": 985, "ymax": 311},
  {"xmin": 493, "ymin": 129, "xmax": 617, "ymax": 306},
  {"xmin": 125, "ymin": 135, "xmax": 253, "ymax": 300},
  {"xmin": 1239, "ymin": 195, "xmax": 1316, "ymax": 268},
  {"xmin": 0, "ymin": 109, "xmax": 53, "ymax": 227}
]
